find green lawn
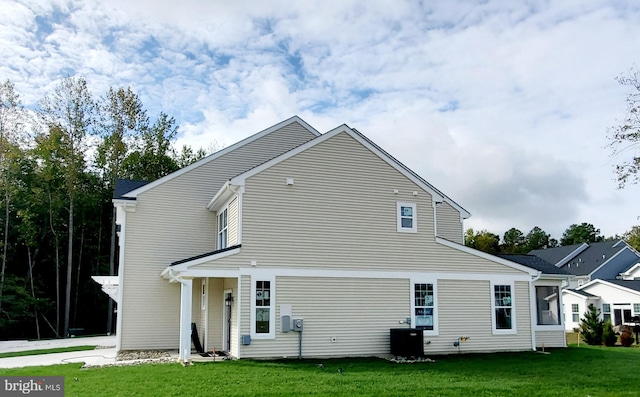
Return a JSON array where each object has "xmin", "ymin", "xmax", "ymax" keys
[
  {"xmin": 3, "ymin": 346, "xmax": 640, "ymax": 396},
  {"xmin": 0, "ymin": 346, "xmax": 96, "ymax": 358}
]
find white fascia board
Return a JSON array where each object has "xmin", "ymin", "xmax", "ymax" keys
[
  {"xmin": 123, "ymin": 116, "xmax": 320, "ymax": 199},
  {"xmin": 621, "ymin": 262, "xmax": 640, "ymax": 278},
  {"xmin": 564, "ymin": 289, "xmax": 598, "ymax": 300},
  {"xmin": 207, "ymin": 181, "xmax": 230, "ymax": 210},
  {"xmin": 554, "ymin": 243, "xmax": 589, "ymax": 267},
  {"xmin": 579, "ymin": 278, "xmax": 640, "ymax": 297},
  {"xmin": 435, "ymin": 237, "xmax": 538, "ymax": 276},
  {"xmin": 161, "ymin": 246, "xmax": 242, "ymax": 276},
  {"xmin": 227, "ymin": 126, "xmax": 466, "ymax": 216}
]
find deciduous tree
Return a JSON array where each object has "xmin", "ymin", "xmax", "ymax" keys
[{"xmin": 608, "ymin": 67, "xmax": 640, "ymax": 187}]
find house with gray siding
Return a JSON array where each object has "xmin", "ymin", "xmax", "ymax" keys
[{"xmin": 104, "ymin": 116, "xmax": 571, "ymax": 363}]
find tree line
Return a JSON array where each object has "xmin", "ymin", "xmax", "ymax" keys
[
  {"xmin": 0, "ymin": 77, "xmax": 213, "ymax": 340},
  {"xmin": 465, "ymin": 222, "xmax": 640, "ymax": 255}
]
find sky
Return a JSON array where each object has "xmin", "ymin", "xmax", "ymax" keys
[{"xmin": 1, "ymin": 0, "xmax": 639, "ymax": 240}]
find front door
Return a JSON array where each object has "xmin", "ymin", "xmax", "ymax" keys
[{"xmin": 223, "ymin": 289, "xmax": 233, "ymax": 352}]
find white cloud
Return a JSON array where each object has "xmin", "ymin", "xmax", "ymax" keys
[{"xmin": 2, "ymin": 0, "xmax": 640, "ymax": 239}]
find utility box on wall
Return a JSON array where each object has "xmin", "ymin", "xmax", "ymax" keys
[
  {"xmin": 293, "ymin": 318, "xmax": 303, "ymax": 332},
  {"xmin": 282, "ymin": 315, "xmax": 291, "ymax": 332},
  {"xmin": 390, "ymin": 328, "xmax": 424, "ymax": 357}
]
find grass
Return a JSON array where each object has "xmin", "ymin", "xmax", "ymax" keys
[
  {"xmin": 0, "ymin": 346, "xmax": 96, "ymax": 358},
  {"xmin": 3, "ymin": 345, "xmax": 640, "ymax": 396}
]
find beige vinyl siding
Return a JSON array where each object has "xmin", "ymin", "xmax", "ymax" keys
[
  {"xmin": 535, "ymin": 330, "xmax": 566, "ymax": 348},
  {"xmin": 239, "ymin": 276, "xmax": 409, "ymax": 359},
  {"xmin": 227, "ymin": 197, "xmax": 239, "ymax": 246},
  {"xmin": 432, "ymin": 280, "xmax": 531, "ymax": 353},
  {"xmin": 196, "ymin": 132, "xmax": 523, "ymax": 274},
  {"xmin": 436, "ymin": 202, "xmax": 463, "ymax": 244},
  {"xmin": 206, "ymin": 278, "xmax": 224, "ymax": 353},
  {"xmin": 119, "ymin": 122, "xmax": 316, "ymax": 350}
]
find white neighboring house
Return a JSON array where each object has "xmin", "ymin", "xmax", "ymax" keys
[
  {"xmin": 563, "ymin": 280, "xmax": 640, "ymax": 331},
  {"xmin": 96, "ymin": 116, "xmax": 572, "ymax": 363}
]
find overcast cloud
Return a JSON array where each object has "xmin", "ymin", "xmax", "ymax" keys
[{"xmin": 1, "ymin": 0, "xmax": 639, "ymax": 239}]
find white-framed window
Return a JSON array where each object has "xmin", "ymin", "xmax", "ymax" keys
[
  {"xmin": 217, "ymin": 208, "xmax": 228, "ymax": 249},
  {"xmin": 602, "ymin": 303, "xmax": 611, "ymax": 323},
  {"xmin": 633, "ymin": 304, "xmax": 640, "ymax": 316},
  {"xmin": 251, "ymin": 277, "xmax": 275, "ymax": 339},
  {"xmin": 410, "ymin": 280, "xmax": 437, "ymax": 334},
  {"xmin": 572, "ymin": 304, "xmax": 580, "ymax": 323},
  {"xmin": 535, "ymin": 286, "xmax": 561, "ymax": 325},
  {"xmin": 397, "ymin": 202, "xmax": 417, "ymax": 233},
  {"xmin": 491, "ymin": 282, "xmax": 516, "ymax": 334}
]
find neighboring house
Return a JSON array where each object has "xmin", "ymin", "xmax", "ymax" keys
[
  {"xmin": 530, "ymin": 240, "xmax": 640, "ymax": 288},
  {"xmin": 563, "ymin": 280, "xmax": 640, "ymax": 330},
  {"xmin": 529, "ymin": 240, "xmax": 640, "ymax": 330},
  {"xmin": 99, "ymin": 116, "xmax": 571, "ymax": 363}
]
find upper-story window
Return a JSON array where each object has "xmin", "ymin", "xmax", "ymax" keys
[
  {"xmin": 397, "ymin": 202, "xmax": 417, "ymax": 233},
  {"xmin": 218, "ymin": 208, "xmax": 228, "ymax": 249}
]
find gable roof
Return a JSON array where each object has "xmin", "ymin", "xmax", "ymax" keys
[
  {"xmin": 218, "ymin": 124, "xmax": 471, "ymax": 218},
  {"xmin": 529, "ymin": 243, "xmax": 587, "ymax": 267},
  {"xmin": 603, "ymin": 279, "xmax": 640, "ymax": 293},
  {"xmin": 496, "ymin": 254, "xmax": 571, "ymax": 275},
  {"xmin": 565, "ymin": 289, "xmax": 598, "ymax": 298},
  {"xmin": 123, "ymin": 116, "xmax": 320, "ymax": 199},
  {"xmin": 113, "ymin": 179, "xmax": 150, "ymax": 200},
  {"xmin": 560, "ymin": 241, "xmax": 631, "ymax": 276},
  {"xmin": 529, "ymin": 240, "xmax": 637, "ymax": 277}
]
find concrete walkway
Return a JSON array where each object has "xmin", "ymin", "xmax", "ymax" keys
[{"xmin": 0, "ymin": 335, "xmax": 117, "ymax": 369}]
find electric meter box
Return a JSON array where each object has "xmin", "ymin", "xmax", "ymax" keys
[{"xmin": 293, "ymin": 318, "xmax": 304, "ymax": 331}]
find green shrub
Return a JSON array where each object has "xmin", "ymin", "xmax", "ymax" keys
[
  {"xmin": 620, "ymin": 326, "xmax": 635, "ymax": 347},
  {"xmin": 580, "ymin": 304, "xmax": 604, "ymax": 345},
  {"xmin": 602, "ymin": 320, "xmax": 617, "ymax": 346}
]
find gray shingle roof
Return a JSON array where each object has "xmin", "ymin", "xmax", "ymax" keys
[
  {"xmin": 567, "ymin": 289, "xmax": 598, "ymax": 298},
  {"xmin": 497, "ymin": 254, "xmax": 571, "ymax": 275},
  {"xmin": 113, "ymin": 179, "xmax": 150, "ymax": 200},
  {"xmin": 529, "ymin": 243, "xmax": 585, "ymax": 266},
  {"xmin": 560, "ymin": 241, "xmax": 628, "ymax": 276},
  {"xmin": 604, "ymin": 279, "xmax": 640, "ymax": 293}
]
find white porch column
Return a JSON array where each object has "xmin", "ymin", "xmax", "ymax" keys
[{"xmin": 179, "ymin": 278, "xmax": 193, "ymax": 363}]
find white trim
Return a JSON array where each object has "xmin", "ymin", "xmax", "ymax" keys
[
  {"xmin": 236, "ymin": 276, "xmax": 242, "ymax": 359},
  {"xmin": 563, "ymin": 289, "xmax": 598, "ymax": 300},
  {"xmin": 490, "ymin": 281, "xmax": 517, "ymax": 335},
  {"xmin": 588, "ymin": 247, "xmax": 628, "ymax": 277},
  {"xmin": 553, "ymin": 243, "xmax": 589, "ymax": 267},
  {"xmin": 397, "ymin": 202, "xmax": 417, "ymax": 233},
  {"xmin": 435, "ymin": 237, "xmax": 538, "ymax": 276},
  {"xmin": 114, "ymin": 205, "xmax": 127, "ymax": 351},
  {"xmin": 162, "ymin": 247, "xmax": 241, "ymax": 275},
  {"xmin": 123, "ymin": 116, "xmax": 320, "ymax": 199},
  {"xmin": 579, "ymin": 278, "xmax": 640, "ymax": 297},
  {"xmin": 176, "ymin": 267, "xmax": 533, "ymax": 282},
  {"xmin": 620, "ymin": 263, "xmax": 640, "ymax": 279},
  {"xmin": 250, "ymin": 276, "xmax": 276, "ymax": 340},
  {"xmin": 410, "ymin": 279, "xmax": 438, "ymax": 336}
]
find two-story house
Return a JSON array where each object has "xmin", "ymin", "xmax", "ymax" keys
[{"xmin": 105, "ymin": 117, "xmax": 570, "ymax": 363}]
